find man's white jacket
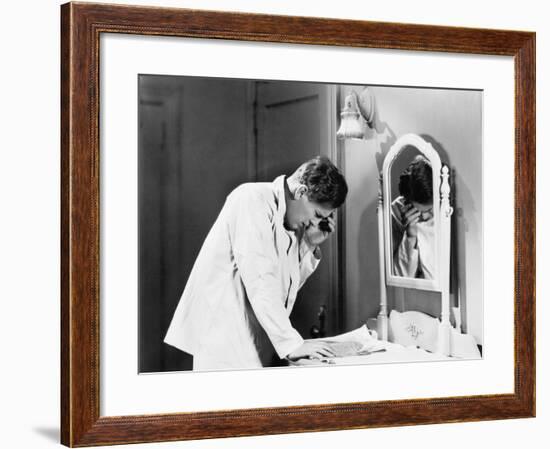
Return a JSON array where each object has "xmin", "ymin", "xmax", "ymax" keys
[{"xmin": 163, "ymin": 175, "xmax": 320, "ymax": 370}]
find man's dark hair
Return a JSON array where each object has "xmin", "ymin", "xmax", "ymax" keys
[
  {"xmin": 299, "ymin": 156, "xmax": 348, "ymax": 208},
  {"xmin": 398, "ymin": 155, "xmax": 433, "ymax": 205}
]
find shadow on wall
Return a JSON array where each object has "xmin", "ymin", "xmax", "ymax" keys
[
  {"xmin": 356, "ymin": 189, "xmax": 380, "ymax": 324},
  {"xmin": 372, "ymin": 97, "xmax": 398, "ymax": 173},
  {"xmin": 450, "ymin": 169, "xmax": 480, "ymax": 333},
  {"xmin": 420, "ymin": 133, "xmax": 480, "ymax": 331}
]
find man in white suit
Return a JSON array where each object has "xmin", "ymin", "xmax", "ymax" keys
[{"xmin": 164, "ymin": 156, "xmax": 348, "ymax": 370}]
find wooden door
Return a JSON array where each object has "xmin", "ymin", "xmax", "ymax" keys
[{"xmin": 255, "ymin": 81, "xmax": 342, "ymax": 337}]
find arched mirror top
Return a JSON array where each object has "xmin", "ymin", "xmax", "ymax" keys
[
  {"xmin": 382, "ymin": 134, "xmax": 447, "ymax": 292},
  {"xmin": 382, "ymin": 134, "xmax": 442, "ymax": 181}
]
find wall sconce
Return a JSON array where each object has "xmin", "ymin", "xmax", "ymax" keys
[{"xmin": 336, "ymin": 87, "xmax": 375, "ymax": 140}]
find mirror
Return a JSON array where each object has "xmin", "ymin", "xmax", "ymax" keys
[
  {"xmin": 390, "ymin": 151, "xmax": 435, "ymax": 280},
  {"xmin": 381, "ymin": 134, "xmax": 451, "ymax": 292}
]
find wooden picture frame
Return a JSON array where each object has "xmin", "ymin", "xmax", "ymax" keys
[{"xmin": 61, "ymin": 2, "xmax": 535, "ymax": 446}]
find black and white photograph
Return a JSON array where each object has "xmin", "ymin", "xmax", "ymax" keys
[{"xmin": 137, "ymin": 75, "xmax": 483, "ymax": 373}]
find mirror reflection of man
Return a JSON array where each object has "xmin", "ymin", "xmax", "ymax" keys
[
  {"xmin": 391, "ymin": 155, "xmax": 435, "ymax": 279},
  {"xmin": 164, "ymin": 157, "xmax": 348, "ymax": 370}
]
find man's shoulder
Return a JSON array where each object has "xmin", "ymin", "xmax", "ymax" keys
[
  {"xmin": 229, "ymin": 182, "xmax": 277, "ymax": 204},
  {"xmin": 223, "ymin": 182, "xmax": 279, "ymax": 222}
]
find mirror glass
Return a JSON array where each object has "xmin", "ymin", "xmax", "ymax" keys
[{"xmin": 389, "ymin": 146, "xmax": 436, "ymax": 280}]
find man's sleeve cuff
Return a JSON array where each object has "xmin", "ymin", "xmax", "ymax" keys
[
  {"xmin": 275, "ymin": 334, "xmax": 305, "ymax": 359},
  {"xmin": 300, "ymin": 238, "xmax": 321, "ymax": 260}
]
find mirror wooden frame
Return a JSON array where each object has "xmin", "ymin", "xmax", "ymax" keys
[
  {"xmin": 382, "ymin": 133, "xmax": 444, "ymax": 291},
  {"xmin": 61, "ymin": 2, "xmax": 535, "ymax": 446}
]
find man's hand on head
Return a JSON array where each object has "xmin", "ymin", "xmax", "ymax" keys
[{"xmin": 304, "ymin": 213, "xmax": 335, "ymax": 247}]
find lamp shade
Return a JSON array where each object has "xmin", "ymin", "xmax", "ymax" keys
[{"xmin": 336, "ymin": 92, "xmax": 364, "ymax": 139}]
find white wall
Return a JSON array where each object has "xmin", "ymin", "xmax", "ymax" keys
[{"xmin": 1, "ymin": 1, "xmax": 547, "ymax": 449}]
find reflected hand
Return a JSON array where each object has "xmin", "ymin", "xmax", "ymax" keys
[
  {"xmin": 402, "ymin": 204, "xmax": 420, "ymax": 238},
  {"xmin": 287, "ymin": 341, "xmax": 336, "ymax": 361}
]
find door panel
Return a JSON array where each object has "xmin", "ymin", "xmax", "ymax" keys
[{"xmin": 256, "ymin": 81, "xmax": 341, "ymax": 337}]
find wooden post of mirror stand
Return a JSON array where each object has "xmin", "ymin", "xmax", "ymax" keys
[
  {"xmin": 437, "ymin": 165, "xmax": 453, "ymax": 355},
  {"xmin": 377, "ymin": 173, "xmax": 389, "ymax": 340}
]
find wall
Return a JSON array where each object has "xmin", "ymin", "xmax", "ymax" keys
[
  {"xmin": 342, "ymin": 85, "xmax": 483, "ymax": 345},
  {"xmin": 1, "ymin": 1, "xmax": 547, "ymax": 449}
]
